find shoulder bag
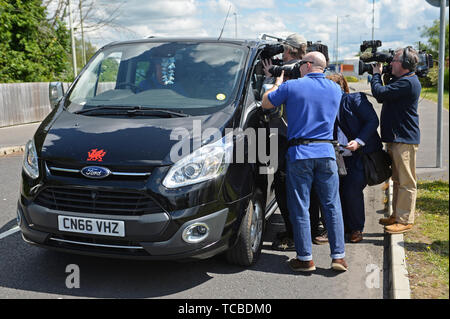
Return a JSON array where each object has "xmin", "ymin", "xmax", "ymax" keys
[{"xmin": 361, "ymin": 150, "xmax": 392, "ymax": 186}]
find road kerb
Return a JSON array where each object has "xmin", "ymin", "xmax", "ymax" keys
[
  {"xmin": 390, "ymin": 233, "xmax": 411, "ymax": 299},
  {"xmin": 0, "ymin": 145, "xmax": 25, "ymax": 156},
  {"xmin": 386, "ymin": 179, "xmax": 411, "ymax": 299}
]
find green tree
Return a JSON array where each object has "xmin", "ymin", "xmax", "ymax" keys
[
  {"xmin": 98, "ymin": 57, "xmax": 119, "ymax": 82},
  {"xmin": 420, "ymin": 19, "xmax": 449, "ymax": 60},
  {"xmin": 0, "ymin": 0, "xmax": 71, "ymax": 82},
  {"xmin": 73, "ymin": 37, "xmax": 97, "ymax": 72},
  {"xmin": 419, "ymin": 20, "xmax": 449, "ymax": 90}
]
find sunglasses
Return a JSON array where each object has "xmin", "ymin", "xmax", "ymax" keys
[{"xmin": 299, "ymin": 60, "xmax": 314, "ymax": 66}]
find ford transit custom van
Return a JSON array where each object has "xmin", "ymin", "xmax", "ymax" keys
[{"xmin": 17, "ymin": 38, "xmax": 283, "ymax": 266}]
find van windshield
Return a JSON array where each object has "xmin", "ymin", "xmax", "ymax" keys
[{"xmin": 67, "ymin": 41, "xmax": 248, "ymax": 116}]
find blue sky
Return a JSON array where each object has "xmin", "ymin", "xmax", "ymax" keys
[{"xmin": 65, "ymin": 0, "xmax": 448, "ymax": 61}]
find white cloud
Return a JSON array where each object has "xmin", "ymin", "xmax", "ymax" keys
[
  {"xmin": 243, "ymin": 12, "xmax": 287, "ymax": 35},
  {"xmin": 207, "ymin": 0, "xmax": 236, "ymax": 13},
  {"xmin": 53, "ymin": 0, "xmax": 447, "ymax": 60},
  {"xmin": 236, "ymin": 0, "xmax": 275, "ymax": 9}
]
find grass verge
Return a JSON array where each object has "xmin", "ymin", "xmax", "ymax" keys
[
  {"xmin": 420, "ymin": 87, "xmax": 449, "ymax": 110},
  {"xmin": 404, "ymin": 180, "xmax": 449, "ymax": 299}
]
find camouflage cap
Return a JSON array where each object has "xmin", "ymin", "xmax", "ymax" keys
[{"xmin": 285, "ymin": 33, "xmax": 307, "ymax": 49}]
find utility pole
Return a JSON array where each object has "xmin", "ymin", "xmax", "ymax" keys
[
  {"xmin": 234, "ymin": 12, "xmax": 237, "ymax": 38},
  {"xmin": 371, "ymin": 0, "xmax": 375, "ymax": 41},
  {"xmin": 425, "ymin": 0, "xmax": 449, "ymax": 168},
  {"xmin": 68, "ymin": 0, "xmax": 77, "ymax": 78},
  {"xmin": 436, "ymin": 0, "xmax": 447, "ymax": 168},
  {"xmin": 336, "ymin": 16, "xmax": 338, "ymax": 64},
  {"xmin": 79, "ymin": 0, "xmax": 86, "ymax": 66},
  {"xmin": 336, "ymin": 15, "xmax": 349, "ymax": 66}
]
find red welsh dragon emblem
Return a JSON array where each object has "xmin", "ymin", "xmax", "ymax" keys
[{"xmin": 87, "ymin": 148, "xmax": 107, "ymax": 162}]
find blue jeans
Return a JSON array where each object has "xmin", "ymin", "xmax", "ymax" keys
[{"xmin": 286, "ymin": 158, "xmax": 345, "ymax": 261}]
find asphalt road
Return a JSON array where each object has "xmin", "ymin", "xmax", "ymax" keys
[{"xmin": 0, "ymin": 153, "xmax": 387, "ymax": 299}]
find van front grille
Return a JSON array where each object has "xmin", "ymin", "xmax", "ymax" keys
[
  {"xmin": 47, "ymin": 234, "xmax": 149, "ymax": 256},
  {"xmin": 35, "ymin": 187, "xmax": 163, "ymax": 215}
]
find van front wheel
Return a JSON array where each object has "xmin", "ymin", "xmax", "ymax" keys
[{"xmin": 226, "ymin": 193, "xmax": 264, "ymax": 266}]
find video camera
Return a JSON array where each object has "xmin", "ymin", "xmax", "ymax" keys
[
  {"xmin": 358, "ymin": 40, "xmax": 394, "ymax": 75},
  {"xmin": 260, "ymin": 37, "xmax": 329, "ymax": 79},
  {"xmin": 358, "ymin": 40, "xmax": 433, "ymax": 77}
]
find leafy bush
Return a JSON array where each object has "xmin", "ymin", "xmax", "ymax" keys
[
  {"xmin": 420, "ymin": 67, "xmax": 436, "ymax": 88},
  {"xmin": 420, "ymin": 67, "xmax": 449, "ymax": 92}
]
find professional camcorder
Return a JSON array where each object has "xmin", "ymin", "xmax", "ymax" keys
[
  {"xmin": 261, "ymin": 39, "xmax": 329, "ymax": 79},
  {"xmin": 358, "ymin": 40, "xmax": 394, "ymax": 75},
  {"xmin": 358, "ymin": 40, "xmax": 433, "ymax": 77}
]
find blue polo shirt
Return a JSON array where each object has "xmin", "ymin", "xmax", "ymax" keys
[{"xmin": 268, "ymin": 73, "xmax": 342, "ymax": 162}]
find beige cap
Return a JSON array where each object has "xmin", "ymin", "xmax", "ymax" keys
[{"xmin": 285, "ymin": 33, "xmax": 307, "ymax": 48}]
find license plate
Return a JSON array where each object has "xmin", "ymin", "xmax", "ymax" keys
[{"xmin": 58, "ymin": 215, "xmax": 125, "ymax": 237}]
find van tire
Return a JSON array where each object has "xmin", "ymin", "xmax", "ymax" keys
[{"xmin": 226, "ymin": 192, "xmax": 264, "ymax": 266}]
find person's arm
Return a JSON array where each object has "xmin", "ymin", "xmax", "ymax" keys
[
  {"xmin": 262, "ymin": 71, "xmax": 285, "ymax": 110},
  {"xmin": 344, "ymin": 93, "xmax": 379, "ymax": 151},
  {"xmin": 370, "ymin": 63, "xmax": 411, "ymax": 102}
]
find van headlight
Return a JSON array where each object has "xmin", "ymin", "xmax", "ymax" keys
[
  {"xmin": 163, "ymin": 134, "xmax": 233, "ymax": 188},
  {"xmin": 23, "ymin": 139, "xmax": 39, "ymax": 179}
]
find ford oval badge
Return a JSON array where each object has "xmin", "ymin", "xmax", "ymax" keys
[{"xmin": 81, "ymin": 166, "xmax": 111, "ymax": 179}]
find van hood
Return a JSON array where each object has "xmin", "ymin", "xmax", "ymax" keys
[{"xmin": 37, "ymin": 109, "xmax": 233, "ymax": 168}]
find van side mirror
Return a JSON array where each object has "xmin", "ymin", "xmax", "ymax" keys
[{"xmin": 49, "ymin": 82, "xmax": 64, "ymax": 109}]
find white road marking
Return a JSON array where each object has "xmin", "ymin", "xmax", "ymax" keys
[{"xmin": 0, "ymin": 226, "xmax": 20, "ymax": 240}]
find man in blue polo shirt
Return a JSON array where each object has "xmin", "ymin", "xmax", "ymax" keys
[{"xmin": 261, "ymin": 51, "xmax": 347, "ymax": 272}]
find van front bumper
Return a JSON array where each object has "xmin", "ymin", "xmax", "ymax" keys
[{"xmin": 17, "ymin": 200, "xmax": 233, "ymax": 260}]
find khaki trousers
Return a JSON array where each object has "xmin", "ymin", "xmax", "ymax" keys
[{"xmin": 386, "ymin": 143, "xmax": 419, "ymax": 224}]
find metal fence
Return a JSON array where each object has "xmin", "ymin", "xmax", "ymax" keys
[{"xmin": 0, "ymin": 82, "xmax": 71, "ymax": 128}]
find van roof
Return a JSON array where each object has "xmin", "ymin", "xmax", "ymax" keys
[{"xmin": 100, "ymin": 37, "xmax": 273, "ymax": 50}]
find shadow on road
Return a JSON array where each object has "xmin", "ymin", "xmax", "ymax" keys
[
  {"xmin": 0, "ymin": 230, "xmax": 243, "ymax": 298},
  {"xmin": 0, "ymin": 210, "xmax": 375, "ymax": 298},
  {"xmin": 0, "ymin": 215, "xmax": 291, "ymax": 298}
]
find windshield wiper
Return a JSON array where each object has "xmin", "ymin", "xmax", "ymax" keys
[
  {"xmin": 73, "ymin": 105, "xmax": 128, "ymax": 114},
  {"xmin": 73, "ymin": 105, "xmax": 189, "ymax": 117},
  {"xmin": 126, "ymin": 107, "xmax": 189, "ymax": 117}
]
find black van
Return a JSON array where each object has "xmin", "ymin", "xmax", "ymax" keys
[{"xmin": 17, "ymin": 37, "xmax": 285, "ymax": 266}]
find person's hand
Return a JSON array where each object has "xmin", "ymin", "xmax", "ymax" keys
[
  {"xmin": 262, "ymin": 59, "xmax": 273, "ymax": 77},
  {"xmin": 372, "ymin": 62, "xmax": 383, "ymax": 74},
  {"xmin": 345, "ymin": 140, "xmax": 360, "ymax": 152},
  {"xmin": 274, "ymin": 71, "xmax": 284, "ymax": 87},
  {"xmin": 273, "ymin": 70, "xmax": 284, "ymax": 89}
]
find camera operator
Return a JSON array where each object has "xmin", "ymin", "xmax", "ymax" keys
[
  {"xmin": 370, "ymin": 46, "xmax": 421, "ymax": 234},
  {"xmin": 262, "ymin": 33, "xmax": 306, "ymax": 80}
]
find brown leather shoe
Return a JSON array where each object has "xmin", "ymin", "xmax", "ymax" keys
[
  {"xmin": 350, "ymin": 231, "xmax": 363, "ymax": 243},
  {"xmin": 379, "ymin": 215, "xmax": 396, "ymax": 226},
  {"xmin": 331, "ymin": 258, "xmax": 348, "ymax": 271},
  {"xmin": 384, "ymin": 223, "xmax": 413, "ymax": 234},
  {"xmin": 313, "ymin": 233, "xmax": 329, "ymax": 245},
  {"xmin": 288, "ymin": 258, "xmax": 316, "ymax": 272}
]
